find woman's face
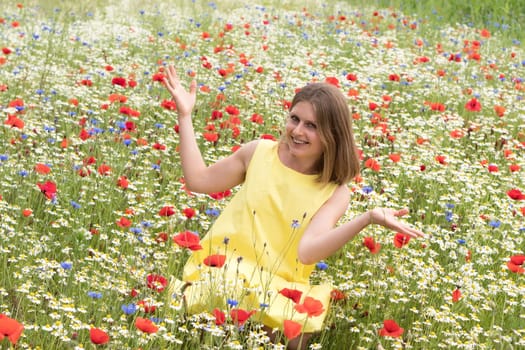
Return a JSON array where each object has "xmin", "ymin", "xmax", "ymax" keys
[{"xmin": 284, "ymin": 101, "xmax": 324, "ymax": 163}]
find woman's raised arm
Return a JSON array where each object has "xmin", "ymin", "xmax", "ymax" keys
[{"xmin": 164, "ymin": 65, "xmax": 254, "ymax": 194}]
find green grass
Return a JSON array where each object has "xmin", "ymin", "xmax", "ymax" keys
[{"xmin": 0, "ymin": 0, "xmax": 524, "ymax": 349}]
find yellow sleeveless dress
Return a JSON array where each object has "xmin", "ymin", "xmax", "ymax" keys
[{"xmin": 175, "ymin": 139, "xmax": 338, "ymax": 333}]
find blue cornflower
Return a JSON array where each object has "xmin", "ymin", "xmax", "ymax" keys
[
  {"xmin": 362, "ymin": 185, "xmax": 373, "ymax": 194},
  {"xmin": 457, "ymin": 239, "xmax": 466, "ymax": 245},
  {"xmin": 316, "ymin": 261, "xmax": 328, "ymax": 270},
  {"xmin": 445, "ymin": 211, "xmax": 454, "ymax": 222},
  {"xmin": 121, "ymin": 303, "xmax": 137, "ymax": 315},
  {"xmin": 489, "ymin": 220, "xmax": 501, "ymax": 228},
  {"xmin": 130, "ymin": 227, "xmax": 142, "ymax": 234},
  {"xmin": 205, "ymin": 208, "xmax": 220, "ymax": 217},
  {"xmin": 227, "ymin": 299, "xmax": 238, "ymax": 307},
  {"xmin": 445, "ymin": 203, "xmax": 455, "ymax": 209},
  {"xmin": 60, "ymin": 262, "xmax": 72, "ymax": 270},
  {"xmin": 0, "ymin": 154, "xmax": 8, "ymax": 162},
  {"xmin": 70, "ymin": 200, "xmax": 81, "ymax": 209},
  {"xmin": 19, "ymin": 170, "xmax": 28, "ymax": 177},
  {"xmin": 87, "ymin": 291, "xmax": 102, "ymax": 299}
]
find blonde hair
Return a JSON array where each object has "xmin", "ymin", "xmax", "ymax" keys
[{"xmin": 285, "ymin": 82, "xmax": 360, "ymax": 185}]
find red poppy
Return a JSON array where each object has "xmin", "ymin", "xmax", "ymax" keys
[
  {"xmin": 428, "ymin": 102, "xmax": 446, "ymax": 111},
  {"xmin": 83, "ymin": 156, "xmax": 97, "ymax": 165},
  {"xmin": 363, "ymin": 236, "xmax": 381, "ymax": 254},
  {"xmin": 90, "ymin": 327, "xmax": 110, "ymax": 345},
  {"xmin": 158, "ymin": 205, "xmax": 176, "ymax": 217},
  {"xmin": 116, "ymin": 217, "xmax": 132, "ymax": 228},
  {"xmin": 393, "ymin": 233, "xmax": 411, "ymax": 248},
  {"xmin": 260, "ymin": 133, "xmax": 276, "ymax": 141},
  {"xmin": 108, "ymin": 93, "xmax": 127, "ymax": 103},
  {"xmin": 379, "ymin": 319, "xmax": 404, "ymax": 337},
  {"xmin": 152, "ymin": 143, "xmax": 166, "ymax": 151},
  {"xmin": 368, "ymin": 102, "xmax": 378, "ymax": 111},
  {"xmin": 0, "ymin": 314, "xmax": 24, "ymax": 345},
  {"xmin": 283, "ymin": 320, "xmax": 302, "ymax": 340},
  {"xmin": 508, "ymin": 254, "xmax": 525, "ymax": 274},
  {"xmin": 452, "ymin": 288, "xmax": 462, "ymax": 302},
  {"xmin": 279, "ymin": 288, "xmax": 303, "ymax": 303},
  {"xmin": 146, "ymin": 274, "xmax": 167, "ymax": 292},
  {"xmin": 111, "ymin": 77, "xmax": 127, "ymax": 88},
  {"xmin": 511, "ymin": 255, "xmax": 525, "ymax": 265},
  {"xmin": 450, "ymin": 129, "xmax": 464, "ymax": 139},
  {"xmin": 4, "ymin": 114, "xmax": 24, "ymax": 129},
  {"xmin": 225, "ymin": 105, "xmax": 240, "ymax": 115},
  {"xmin": 294, "ymin": 296, "xmax": 324, "ymax": 317},
  {"xmin": 137, "ymin": 300, "xmax": 156, "ymax": 313},
  {"xmin": 230, "ymin": 309, "xmax": 255, "ymax": 326},
  {"xmin": 203, "ymin": 254, "xmax": 226, "ymax": 268},
  {"xmin": 324, "ymin": 76, "xmax": 340, "ymax": 87},
  {"xmin": 117, "ymin": 176, "xmax": 129, "ymax": 189},
  {"xmin": 22, "ymin": 208, "xmax": 32, "ymax": 217},
  {"xmin": 330, "ymin": 289, "xmax": 346, "ymax": 301},
  {"xmin": 389, "ymin": 153, "xmax": 401, "ymax": 163},
  {"xmin": 98, "ymin": 164, "xmax": 112, "ymax": 176},
  {"xmin": 364, "ymin": 158, "xmax": 381, "ymax": 172},
  {"xmin": 435, "ymin": 155, "xmax": 447, "ymax": 165},
  {"xmin": 182, "ymin": 207, "xmax": 196, "ymax": 219},
  {"xmin": 465, "ymin": 97, "xmax": 481, "ymax": 112},
  {"xmin": 388, "ymin": 73, "xmax": 400, "ymax": 81},
  {"xmin": 34, "ymin": 163, "xmax": 51, "ymax": 174},
  {"xmin": 156, "ymin": 232, "xmax": 168, "ymax": 243},
  {"xmin": 203, "ymin": 132, "xmax": 219, "ymax": 142},
  {"xmin": 507, "ymin": 189, "xmax": 525, "ymax": 200},
  {"xmin": 212, "ymin": 308, "xmax": 226, "ymax": 326},
  {"xmin": 173, "ymin": 231, "xmax": 202, "ymax": 251},
  {"xmin": 208, "ymin": 190, "xmax": 231, "ymax": 200},
  {"xmin": 152, "ymin": 72, "xmax": 165, "ymax": 82},
  {"xmin": 135, "ymin": 317, "xmax": 158, "ymax": 333},
  {"xmin": 160, "ymin": 99, "xmax": 176, "ymax": 110},
  {"xmin": 494, "ymin": 105, "xmax": 505, "ymax": 117},
  {"xmin": 487, "ymin": 164, "xmax": 499, "ymax": 173},
  {"xmin": 507, "ymin": 261, "xmax": 525, "ymax": 274},
  {"xmin": 509, "ymin": 164, "xmax": 520, "ymax": 172},
  {"xmin": 37, "ymin": 181, "xmax": 57, "ymax": 200},
  {"xmin": 210, "ymin": 110, "xmax": 223, "ymax": 120}
]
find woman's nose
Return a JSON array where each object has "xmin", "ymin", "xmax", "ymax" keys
[{"xmin": 292, "ymin": 122, "xmax": 305, "ymax": 134}]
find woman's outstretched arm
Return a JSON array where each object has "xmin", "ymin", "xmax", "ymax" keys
[{"xmin": 297, "ymin": 185, "xmax": 426, "ymax": 265}]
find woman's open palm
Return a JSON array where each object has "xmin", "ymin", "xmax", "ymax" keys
[{"xmin": 164, "ymin": 65, "xmax": 197, "ymax": 117}]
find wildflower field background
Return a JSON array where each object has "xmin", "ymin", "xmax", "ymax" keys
[{"xmin": 0, "ymin": 0, "xmax": 524, "ymax": 349}]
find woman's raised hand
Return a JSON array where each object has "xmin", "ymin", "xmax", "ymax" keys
[{"xmin": 163, "ymin": 65, "xmax": 197, "ymax": 118}]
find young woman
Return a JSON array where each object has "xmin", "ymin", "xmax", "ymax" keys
[{"xmin": 164, "ymin": 65, "xmax": 425, "ymax": 350}]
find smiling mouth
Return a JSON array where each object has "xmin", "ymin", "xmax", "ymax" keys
[{"xmin": 292, "ymin": 137, "xmax": 308, "ymax": 144}]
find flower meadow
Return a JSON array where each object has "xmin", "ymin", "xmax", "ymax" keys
[{"xmin": 1, "ymin": 0, "xmax": 524, "ymax": 349}]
